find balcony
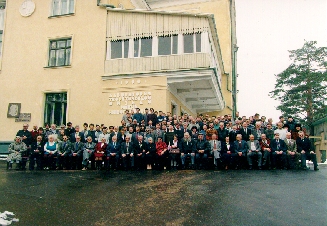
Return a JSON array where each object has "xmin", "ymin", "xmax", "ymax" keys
[{"xmin": 104, "ymin": 53, "xmax": 210, "ymax": 76}]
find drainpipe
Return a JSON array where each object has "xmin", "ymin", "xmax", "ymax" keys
[
  {"xmin": 230, "ymin": 0, "xmax": 238, "ymax": 119},
  {"xmin": 97, "ymin": 0, "xmax": 115, "ymax": 8}
]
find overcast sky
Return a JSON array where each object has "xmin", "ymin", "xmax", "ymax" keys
[{"xmin": 235, "ymin": 0, "xmax": 327, "ymax": 121}]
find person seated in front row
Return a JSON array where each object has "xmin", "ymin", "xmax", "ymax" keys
[
  {"xmin": 195, "ymin": 133, "xmax": 211, "ymax": 169},
  {"xmin": 260, "ymin": 134, "xmax": 272, "ymax": 169},
  {"xmin": 270, "ymin": 132, "xmax": 287, "ymax": 170},
  {"xmin": 284, "ymin": 132, "xmax": 299, "ymax": 169},
  {"xmin": 94, "ymin": 137, "xmax": 107, "ymax": 170},
  {"xmin": 82, "ymin": 136, "xmax": 96, "ymax": 170},
  {"xmin": 209, "ymin": 134, "xmax": 221, "ymax": 169},
  {"xmin": 145, "ymin": 137, "xmax": 156, "ymax": 169},
  {"xmin": 180, "ymin": 132, "xmax": 196, "ymax": 169},
  {"xmin": 43, "ymin": 135, "xmax": 58, "ymax": 170},
  {"xmin": 106, "ymin": 135, "xmax": 120, "ymax": 170},
  {"xmin": 247, "ymin": 134, "xmax": 262, "ymax": 170},
  {"xmin": 71, "ymin": 136, "xmax": 84, "ymax": 170},
  {"xmin": 296, "ymin": 131, "xmax": 319, "ymax": 171},
  {"xmin": 155, "ymin": 136, "xmax": 168, "ymax": 170},
  {"xmin": 221, "ymin": 136, "xmax": 236, "ymax": 170},
  {"xmin": 120, "ymin": 136, "xmax": 134, "ymax": 170},
  {"xmin": 7, "ymin": 136, "xmax": 27, "ymax": 170},
  {"xmin": 56, "ymin": 135, "xmax": 73, "ymax": 170},
  {"xmin": 168, "ymin": 135, "xmax": 181, "ymax": 170},
  {"xmin": 133, "ymin": 135, "xmax": 146, "ymax": 170},
  {"xmin": 233, "ymin": 134, "xmax": 248, "ymax": 169},
  {"xmin": 29, "ymin": 135, "xmax": 44, "ymax": 170}
]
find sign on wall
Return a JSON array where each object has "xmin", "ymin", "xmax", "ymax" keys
[
  {"xmin": 15, "ymin": 113, "xmax": 31, "ymax": 122},
  {"xmin": 108, "ymin": 92, "xmax": 152, "ymax": 115}
]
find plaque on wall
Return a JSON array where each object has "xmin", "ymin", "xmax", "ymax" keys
[
  {"xmin": 15, "ymin": 113, "xmax": 31, "ymax": 122},
  {"xmin": 7, "ymin": 103, "xmax": 21, "ymax": 118}
]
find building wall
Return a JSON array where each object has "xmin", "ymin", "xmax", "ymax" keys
[
  {"xmin": 0, "ymin": 0, "xmax": 235, "ymax": 140},
  {"xmin": 145, "ymin": 0, "xmax": 234, "ymax": 116},
  {"xmin": 0, "ymin": 0, "xmax": 107, "ymax": 140}
]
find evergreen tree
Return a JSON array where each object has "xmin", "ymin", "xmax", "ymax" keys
[{"xmin": 269, "ymin": 41, "xmax": 327, "ymax": 133}]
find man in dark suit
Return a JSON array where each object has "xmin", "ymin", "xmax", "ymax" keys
[
  {"xmin": 56, "ymin": 135, "xmax": 72, "ymax": 170},
  {"xmin": 233, "ymin": 134, "xmax": 249, "ymax": 169},
  {"xmin": 71, "ymin": 136, "xmax": 84, "ymax": 170},
  {"xmin": 270, "ymin": 132, "xmax": 287, "ymax": 169},
  {"xmin": 133, "ymin": 135, "xmax": 147, "ymax": 170},
  {"xmin": 221, "ymin": 136, "xmax": 236, "ymax": 170},
  {"xmin": 70, "ymin": 125, "xmax": 85, "ymax": 143},
  {"xmin": 120, "ymin": 136, "xmax": 134, "ymax": 170},
  {"xmin": 180, "ymin": 132, "xmax": 196, "ymax": 169},
  {"xmin": 106, "ymin": 135, "xmax": 120, "ymax": 170},
  {"xmin": 260, "ymin": 134, "xmax": 272, "ymax": 169},
  {"xmin": 195, "ymin": 133, "xmax": 211, "ymax": 169},
  {"xmin": 217, "ymin": 122, "xmax": 229, "ymax": 142},
  {"xmin": 228, "ymin": 125, "xmax": 239, "ymax": 144},
  {"xmin": 296, "ymin": 131, "xmax": 319, "ymax": 171},
  {"xmin": 239, "ymin": 122, "xmax": 252, "ymax": 141}
]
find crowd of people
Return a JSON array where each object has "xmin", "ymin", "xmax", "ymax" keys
[{"xmin": 6, "ymin": 108, "xmax": 319, "ymax": 171}]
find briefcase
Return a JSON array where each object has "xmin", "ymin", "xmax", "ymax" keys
[{"xmin": 169, "ymin": 148, "xmax": 180, "ymax": 154}]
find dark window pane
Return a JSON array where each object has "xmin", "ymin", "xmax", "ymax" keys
[
  {"xmin": 140, "ymin": 37, "xmax": 152, "ymax": 57},
  {"xmin": 124, "ymin": 39, "xmax": 129, "ymax": 58},
  {"xmin": 158, "ymin": 36, "xmax": 171, "ymax": 56},
  {"xmin": 172, "ymin": 35, "xmax": 178, "ymax": 54},
  {"xmin": 196, "ymin": 33, "xmax": 201, "ymax": 52},
  {"xmin": 184, "ymin": 34, "xmax": 193, "ymax": 53},
  {"xmin": 111, "ymin": 41, "xmax": 122, "ymax": 59},
  {"xmin": 134, "ymin": 39, "xmax": 139, "ymax": 57},
  {"xmin": 44, "ymin": 93, "xmax": 67, "ymax": 126}
]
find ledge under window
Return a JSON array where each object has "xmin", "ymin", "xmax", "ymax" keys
[
  {"xmin": 44, "ymin": 65, "xmax": 72, "ymax": 69},
  {"xmin": 48, "ymin": 13, "xmax": 75, "ymax": 19}
]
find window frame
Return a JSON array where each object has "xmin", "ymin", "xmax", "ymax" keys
[
  {"xmin": 110, "ymin": 39, "xmax": 130, "ymax": 59},
  {"xmin": 44, "ymin": 92, "xmax": 67, "ymax": 127},
  {"xmin": 158, "ymin": 35, "xmax": 178, "ymax": 56},
  {"xmin": 133, "ymin": 37, "xmax": 153, "ymax": 58},
  {"xmin": 47, "ymin": 37, "xmax": 72, "ymax": 68},
  {"xmin": 49, "ymin": 0, "xmax": 75, "ymax": 18},
  {"xmin": 183, "ymin": 33, "xmax": 202, "ymax": 54}
]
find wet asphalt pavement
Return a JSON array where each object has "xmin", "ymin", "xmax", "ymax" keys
[{"xmin": 0, "ymin": 161, "xmax": 326, "ymax": 226}]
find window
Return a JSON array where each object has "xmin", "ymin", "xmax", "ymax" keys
[
  {"xmin": 158, "ymin": 35, "xmax": 178, "ymax": 56},
  {"xmin": 141, "ymin": 37, "xmax": 152, "ymax": 57},
  {"xmin": 195, "ymin": 33, "xmax": 201, "ymax": 52},
  {"xmin": 51, "ymin": 0, "xmax": 74, "ymax": 16},
  {"xmin": 111, "ymin": 39, "xmax": 129, "ymax": 59},
  {"xmin": 48, "ymin": 38, "xmax": 71, "ymax": 67},
  {"xmin": 183, "ymin": 33, "xmax": 202, "ymax": 53},
  {"xmin": 134, "ymin": 37, "xmax": 152, "ymax": 57},
  {"xmin": 183, "ymin": 34, "xmax": 194, "ymax": 53},
  {"xmin": 44, "ymin": 93, "xmax": 67, "ymax": 126}
]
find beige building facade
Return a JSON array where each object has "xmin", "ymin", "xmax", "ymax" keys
[{"xmin": 0, "ymin": 0, "xmax": 237, "ymax": 141}]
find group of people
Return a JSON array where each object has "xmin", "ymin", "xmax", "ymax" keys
[{"xmin": 6, "ymin": 109, "xmax": 319, "ymax": 171}]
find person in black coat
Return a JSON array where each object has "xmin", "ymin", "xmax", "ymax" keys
[
  {"xmin": 270, "ymin": 132, "xmax": 288, "ymax": 169},
  {"xmin": 296, "ymin": 131, "xmax": 319, "ymax": 170},
  {"xmin": 221, "ymin": 136, "xmax": 236, "ymax": 170},
  {"xmin": 145, "ymin": 137, "xmax": 157, "ymax": 169},
  {"xmin": 29, "ymin": 135, "xmax": 44, "ymax": 170}
]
